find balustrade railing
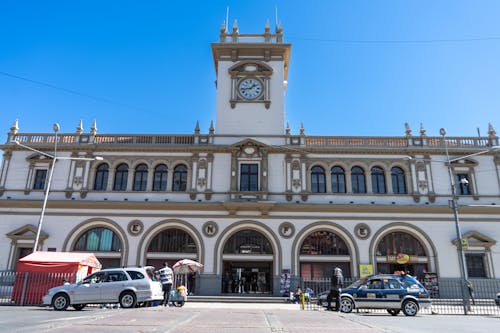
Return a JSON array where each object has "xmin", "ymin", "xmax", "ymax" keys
[{"xmin": 6, "ymin": 133, "xmax": 497, "ymax": 150}]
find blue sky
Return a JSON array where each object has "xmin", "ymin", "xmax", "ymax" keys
[{"xmin": 1, "ymin": 1, "xmax": 499, "ymax": 138}]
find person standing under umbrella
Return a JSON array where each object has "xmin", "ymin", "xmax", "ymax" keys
[{"xmin": 157, "ymin": 262, "xmax": 173, "ymax": 306}]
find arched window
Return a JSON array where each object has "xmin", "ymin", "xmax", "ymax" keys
[
  {"xmin": 371, "ymin": 166, "xmax": 386, "ymax": 193},
  {"xmin": 94, "ymin": 163, "xmax": 109, "ymax": 191},
  {"xmin": 148, "ymin": 229, "xmax": 197, "ymax": 253},
  {"xmin": 153, "ymin": 164, "xmax": 168, "ymax": 191},
  {"xmin": 172, "ymin": 164, "xmax": 187, "ymax": 192},
  {"xmin": 331, "ymin": 166, "xmax": 346, "ymax": 193},
  {"xmin": 133, "ymin": 164, "xmax": 148, "ymax": 191},
  {"xmin": 391, "ymin": 167, "xmax": 406, "ymax": 194},
  {"xmin": 351, "ymin": 166, "xmax": 366, "ymax": 193},
  {"xmin": 113, "ymin": 163, "xmax": 128, "ymax": 191},
  {"xmin": 223, "ymin": 230, "xmax": 273, "ymax": 254},
  {"xmin": 300, "ymin": 231, "xmax": 349, "ymax": 255},
  {"xmin": 376, "ymin": 232, "xmax": 426, "ymax": 256},
  {"xmin": 74, "ymin": 227, "xmax": 121, "ymax": 252},
  {"xmin": 311, "ymin": 166, "xmax": 326, "ymax": 193}
]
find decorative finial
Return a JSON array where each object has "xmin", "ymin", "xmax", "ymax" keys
[
  {"xmin": 90, "ymin": 119, "xmax": 97, "ymax": 136},
  {"xmin": 232, "ymin": 20, "xmax": 238, "ymax": 33},
  {"xmin": 265, "ymin": 19, "xmax": 270, "ymax": 32},
  {"xmin": 195, "ymin": 121, "xmax": 200, "ymax": 134},
  {"xmin": 488, "ymin": 123, "xmax": 496, "ymax": 137},
  {"xmin": 220, "ymin": 21, "xmax": 226, "ymax": 33},
  {"xmin": 76, "ymin": 120, "xmax": 83, "ymax": 134},
  {"xmin": 276, "ymin": 21, "xmax": 283, "ymax": 42},
  {"xmin": 419, "ymin": 122, "xmax": 426, "ymax": 136},
  {"xmin": 209, "ymin": 121, "xmax": 214, "ymax": 135},
  {"xmin": 285, "ymin": 122, "xmax": 290, "ymax": 135},
  {"xmin": 404, "ymin": 122, "xmax": 412, "ymax": 136},
  {"xmin": 276, "ymin": 21, "xmax": 282, "ymax": 33},
  {"xmin": 300, "ymin": 122, "xmax": 305, "ymax": 136},
  {"xmin": 9, "ymin": 119, "xmax": 19, "ymax": 134}
]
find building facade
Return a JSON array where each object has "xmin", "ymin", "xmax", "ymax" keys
[{"xmin": 1, "ymin": 22, "xmax": 499, "ymax": 296}]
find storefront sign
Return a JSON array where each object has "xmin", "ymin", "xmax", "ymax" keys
[{"xmin": 359, "ymin": 264, "xmax": 373, "ymax": 278}]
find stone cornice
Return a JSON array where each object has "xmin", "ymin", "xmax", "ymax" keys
[{"xmin": 1, "ymin": 199, "xmax": 498, "ymax": 216}]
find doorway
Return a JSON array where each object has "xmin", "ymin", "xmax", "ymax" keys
[{"xmin": 222, "ymin": 261, "xmax": 272, "ymax": 294}]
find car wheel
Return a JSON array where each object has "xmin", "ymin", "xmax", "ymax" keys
[
  {"xmin": 402, "ymin": 299, "xmax": 419, "ymax": 316},
  {"xmin": 119, "ymin": 291, "xmax": 137, "ymax": 309},
  {"xmin": 52, "ymin": 293, "xmax": 70, "ymax": 311},
  {"xmin": 72, "ymin": 304, "xmax": 86, "ymax": 311},
  {"xmin": 387, "ymin": 309, "xmax": 400, "ymax": 316},
  {"xmin": 339, "ymin": 297, "xmax": 354, "ymax": 313},
  {"xmin": 172, "ymin": 300, "xmax": 185, "ymax": 307}
]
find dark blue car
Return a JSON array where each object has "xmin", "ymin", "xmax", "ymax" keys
[{"xmin": 319, "ymin": 274, "xmax": 431, "ymax": 316}]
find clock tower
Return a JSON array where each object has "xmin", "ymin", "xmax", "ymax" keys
[{"xmin": 211, "ymin": 20, "xmax": 291, "ymax": 136}]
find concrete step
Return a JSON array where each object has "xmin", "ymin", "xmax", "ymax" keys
[{"xmin": 188, "ymin": 295, "xmax": 289, "ymax": 303}]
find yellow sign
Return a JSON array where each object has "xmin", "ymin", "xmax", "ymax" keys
[
  {"xmin": 396, "ymin": 253, "xmax": 410, "ymax": 264},
  {"xmin": 359, "ymin": 264, "xmax": 373, "ymax": 278},
  {"xmin": 461, "ymin": 238, "xmax": 469, "ymax": 250}
]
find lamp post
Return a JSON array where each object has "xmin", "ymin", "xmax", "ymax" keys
[
  {"xmin": 440, "ymin": 128, "xmax": 500, "ymax": 314},
  {"xmin": 14, "ymin": 124, "xmax": 103, "ymax": 252}
]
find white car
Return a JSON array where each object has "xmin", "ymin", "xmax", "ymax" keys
[{"xmin": 42, "ymin": 267, "xmax": 163, "ymax": 311}]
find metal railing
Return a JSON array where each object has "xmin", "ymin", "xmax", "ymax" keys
[{"xmin": 0, "ymin": 271, "xmax": 74, "ymax": 306}]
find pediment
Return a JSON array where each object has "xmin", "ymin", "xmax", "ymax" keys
[
  {"xmin": 231, "ymin": 139, "xmax": 269, "ymax": 158},
  {"xmin": 6, "ymin": 224, "xmax": 48, "ymax": 241},
  {"xmin": 450, "ymin": 158, "xmax": 478, "ymax": 167},
  {"xmin": 231, "ymin": 138, "xmax": 269, "ymax": 149},
  {"xmin": 228, "ymin": 61, "xmax": 273, "ymax": 77},
  {"xmin": 452, "ymin": 230, "xmax": 496, "ymax": 248},
  {"xmin": 26, "ymin": 152, "xmax": 53, "ymax": 163}
]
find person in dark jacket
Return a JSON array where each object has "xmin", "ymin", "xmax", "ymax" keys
[{"xmin": 326, "ymin": 267, "xmax": 343, "ymax": 311}]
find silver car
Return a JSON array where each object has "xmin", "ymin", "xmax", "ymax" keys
[{"xmin": 42, "ymin": 267, "xmax": 163, "ymax": 311}]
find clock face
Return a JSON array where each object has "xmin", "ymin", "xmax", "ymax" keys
[{"xmin": 238, "ymin": 78, "xmax": 263, "ymax": 100}]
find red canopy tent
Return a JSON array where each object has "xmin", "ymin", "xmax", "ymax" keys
[{"xmin": 12, "ymin": 251, "xmax": 101, "ymax": 305}]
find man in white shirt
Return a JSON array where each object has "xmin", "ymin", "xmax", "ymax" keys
[{"xmin": 157, "ymin": 262, "xmax": 173, "ymax": 306}]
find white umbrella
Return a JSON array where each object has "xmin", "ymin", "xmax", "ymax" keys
[{"xmin": 172, "ymin": 259, "xmax": 204, "ymax": 275}]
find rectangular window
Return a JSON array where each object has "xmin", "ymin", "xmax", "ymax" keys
[
  {"xmin": 33, "ymin": 169, "xmax": 48, "ymax": 190},
  {"xmin": 465, "ymin": 253, "xmax": 487, "ymax": 278},
  {"xmin": 455, "ymin": 174, "xmax": 471, "ymax": 195},
  {"xmin": 240, "ymin": 164, "xmax": 258, "ymax": 191}
]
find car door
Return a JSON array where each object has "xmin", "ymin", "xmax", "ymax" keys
[
  {"xmin": 382, "ymin": 278, "xmax": 406, "ymax": 308},
  {"xmin": 99, "ymin": 271, "xmax": 129, "ymax": 302},
  {"xmin": 356, "ymin": 278, "xmax": 385, "ymax": 309},
  {"xmin": 72, "ymin": 272, "xmax": 105, "ymax": 303}
]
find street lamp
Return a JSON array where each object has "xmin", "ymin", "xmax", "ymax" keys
[
  {"xmin": 13, "ymin": 123, "xmax": 103, "ymax": 252},
  {"xmin": 440, "ymin": 128, "xmax": 499, "ymax": 314}
]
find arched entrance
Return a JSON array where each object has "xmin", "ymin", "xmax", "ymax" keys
[
  {"xmin": 221, "ymin": 230, "xmax": 274, "ymax": 294},
  {"xmin": 373, "ymin": 230, "xmax": 433, "ymax": 278},
  {"xmin": 145, "ymin": 228, "xmax": 199, "ymax": 268},
  {"xmin": 298, "ymin": 230, "xmax": 353, "ymax": 279}
]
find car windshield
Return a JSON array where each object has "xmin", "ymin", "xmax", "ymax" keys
[{"xmin": 345, "ymin": 278, "xmax": 367, "ymax": 289}]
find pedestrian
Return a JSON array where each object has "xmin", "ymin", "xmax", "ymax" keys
[
  {"xmin": 326, "ymin": 266, "xmax": 343, "ymax": 311},
  {"xmin": 157, "ymin": 262, "xmax": 174, "ymax": 306},
  {"xmin": 466, "ymin": 280, "xmax": 475, "ymax": 305}
]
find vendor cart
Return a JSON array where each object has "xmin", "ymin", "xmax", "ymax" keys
[{"xmin": 170, "ymin": 285, "xmax": 187, "ymax": 307}]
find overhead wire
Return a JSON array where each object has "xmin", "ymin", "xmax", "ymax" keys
[
  {"xmin": 287, "ymin": 35, "xmax": 500, "ymax": 44},
  {"xmin": 0, "ymin": 70, "xmax": 149, "ymax": 113}
]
